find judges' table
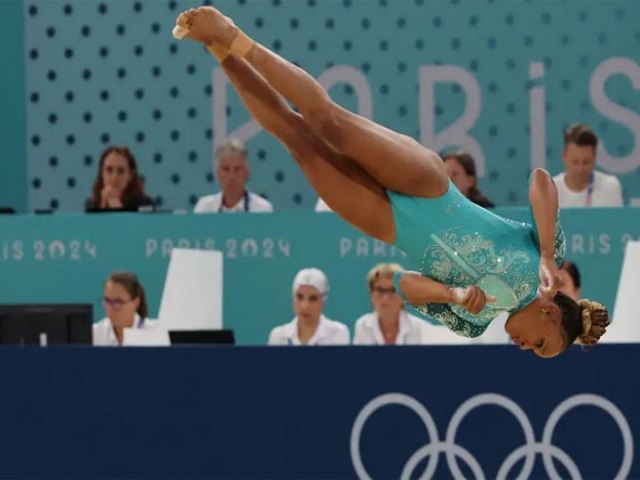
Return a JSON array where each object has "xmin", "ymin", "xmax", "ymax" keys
[{"xmin": 0, "ymin": 208, "xmax": 637, "ymax": 344}]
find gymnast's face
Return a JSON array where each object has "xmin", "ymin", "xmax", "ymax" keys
[
  {"xmin": 563, "ymin": 143, "xmax": 596, "ymax": 187},
  {"xmin": 444, "ymin": 157, "xmax": 475, "ymax": 197},
  {"xmin": 293, "ymin": 285, "xmax": 324, "ymax": 324},
  {"xmin": 216, "ymin": 154, "xmax": 249, "ymax": 194},
  {"xmin": 505, "ymin": 298, "xmax": 566, "ymax": 358}
]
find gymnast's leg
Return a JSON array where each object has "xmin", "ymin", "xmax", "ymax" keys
[
  {"xmin": 181, "ymin": 7, "xmax": 448, "ymax": 199},
  {"xmin": 191, "ymin": 42, "xmax": 395, "ymax": 242}
]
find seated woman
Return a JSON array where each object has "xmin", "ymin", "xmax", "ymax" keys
[
  {"xmin": 85, "ymin": 146, "xmax": 154, "ymax": 212},
  {"xmin": 269, "ymin": 268, "xmax": 350, "ymax": 345},
  {"xmin": 94, "ymin": 272, "xmax": 158, "ymax": 346},
  {"xmin": 176, "ymin": 6, "xmax": 608, "ymax": 358},
  {"xmin": 354, "ymin": 263, "xmax": 466, "ymax": 345},
  {"xmin": 442, "ymin": 151, "xmax": 495, "ymax": 208}
]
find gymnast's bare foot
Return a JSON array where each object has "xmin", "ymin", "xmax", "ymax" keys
[{"xmin": 178, "ymin": 6, "xmax": 239, "ymax": 47}]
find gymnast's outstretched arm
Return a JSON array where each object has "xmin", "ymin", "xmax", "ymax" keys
[{"xmin": 529, "ymin": 168, "xmax": 562, "ymax": 299}]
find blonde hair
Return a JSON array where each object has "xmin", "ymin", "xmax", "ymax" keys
[
  {"xmin": 366, "ymin": 263, "xmax": 404, "ymax": 291},
  {"xmin": 574, "ymin": 299, "xmax": 609, "ymax": 346},
  {"xmin": 215, "ymin": 139, "xmax": 247, "ymax": 165}
]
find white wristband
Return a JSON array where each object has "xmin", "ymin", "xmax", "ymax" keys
[{"xmin": 452, "ymin": 287, "xmax": 468, "ymax": 303}]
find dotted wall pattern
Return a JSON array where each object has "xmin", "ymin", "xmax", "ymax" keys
[{"xmin": 25, "ymin": 0, "xmax": 640, "ymax": 211}]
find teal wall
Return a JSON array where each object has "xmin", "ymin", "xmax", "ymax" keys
[
  {"xmin": 0, "ymin": 0, "xmax": 27, "ymax": 212},
  {"xmin": 14, "ymin": 0, "xmax": 640, "ymax": 212}
]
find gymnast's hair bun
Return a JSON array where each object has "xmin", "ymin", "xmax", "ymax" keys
[{"xmin": 575, "ymin": 299, "xmax": 609, "ymax": 346}]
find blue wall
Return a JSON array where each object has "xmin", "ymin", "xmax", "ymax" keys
[
  {"xmin": 0, "ymin": 345, "xmax": 636, "ymax": 478},
  {"xmin": 0, "ymin": 0, "xmax": 27, "ymax": 212}
]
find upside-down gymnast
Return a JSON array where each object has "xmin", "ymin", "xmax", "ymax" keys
[{"xmin": 174, "ymin": 6, "xmax": 608, "ymax": 358}]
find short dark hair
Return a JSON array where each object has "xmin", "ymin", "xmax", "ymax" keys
[{"xmin": 563, "ymin": 123, "xmax": 598, "ymax": 150}]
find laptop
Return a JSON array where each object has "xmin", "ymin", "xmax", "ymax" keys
[{"xmin": 169, "ymin": 329, "xmax": 235, "ymax": 345}]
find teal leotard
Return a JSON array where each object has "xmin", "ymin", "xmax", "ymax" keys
[{"xmin": 391, "ymin": 180, "xmax": 565, "ymax": 338}]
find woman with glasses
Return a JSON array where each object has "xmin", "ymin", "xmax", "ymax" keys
[
  {"xmin": 85, "ymin": 146, "xmax": 154, "ymax": 212},
  {"xmin": 94, "ymin": 272, "xmax": 156, "ymax": 346},
  {"xmin": 354, "ymin": 263, "xmax": 466, "ymax": 345}
]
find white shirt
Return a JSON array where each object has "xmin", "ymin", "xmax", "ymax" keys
[
  {"xmin": 353, "ymin": 311, "xmax": 426, "ymax": 345},
  {"xmin": 353, "ymin": 311, "xmax": 482, "ymax": 345},
  {"xmin": 93, "ymin": 315, "xmax": 159, "ymax": 346},
  {"xmin": 553, "ymin": 171, "xmax": 623, "ymax": 208},
  {"xmin": 268, "ymin": 314, "xmax": 350, "ymax": 345},
  {"xmin": 194, "ymin": 191, "xmax": 274, "ymax": 213}
]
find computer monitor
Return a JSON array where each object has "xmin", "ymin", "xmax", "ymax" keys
[
  {"xmin": 169, "ymin": 329, "xmax": 235, "ymax": 345},
  {"xmin": 0, "ymin": 304, "xmax": 93, "ymax": 345}
]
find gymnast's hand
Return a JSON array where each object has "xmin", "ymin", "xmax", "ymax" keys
[
  {"xmin": 450, "ymin": 286, "xmax": 496, "ymax": 315},
  {"xmin": 538, "ymin": 254, "xmax": 560, "ymax": 300}
]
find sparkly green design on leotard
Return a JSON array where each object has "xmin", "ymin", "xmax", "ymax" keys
[{"xmin": 389, "ymin": 180, "xmax": 565, "ymax": 338}]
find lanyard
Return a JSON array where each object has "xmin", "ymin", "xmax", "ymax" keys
[
  {"xmin": 219, "ymin": 191, "xmax": 250, "ymax": 212},
  {"xmin": 585, "ymin": 173, "xmax": 594, "ymax": 207}
]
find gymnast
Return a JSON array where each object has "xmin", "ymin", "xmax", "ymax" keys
[{"xmin": 173, "ymin": 6, "xmax": 608, "ymax": 358}]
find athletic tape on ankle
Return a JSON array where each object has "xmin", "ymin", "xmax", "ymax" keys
[
  {"xmin": 207, "ymin": 43, "xmax": 230, "ymax": 62},
  {"xmin": 230, "ymin": 31, "xmax": 254, "ymax": 57},
  {"xmin": 172, "ymin": 25, "xmax": 189, "ymax": 39}
]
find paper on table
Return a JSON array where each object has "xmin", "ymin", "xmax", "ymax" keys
[
  {"xmin": 157, "ymin": 248, "xmax": 223, "ymax": 331},
  {"xmin": 604, "ymin": 241, "xmax": 640, "ymax": 342},
  {"xmin": 123, "ymin": 327, "xmax": 170, "ymax": 346}
]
